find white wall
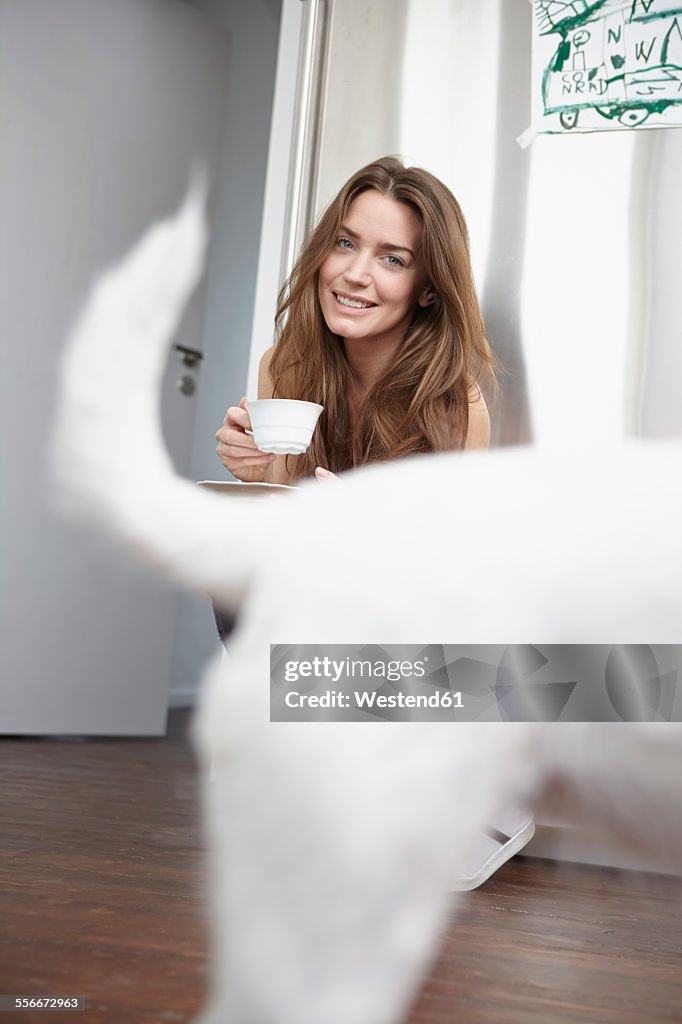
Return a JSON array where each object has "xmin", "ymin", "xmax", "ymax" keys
[
  {"xmin": 169, "ymin": 0, "xmax": 283, "ymax": 705},
  {"xmin": 246, "ymin": 0, "xmax": 304, "ymax": 398}
]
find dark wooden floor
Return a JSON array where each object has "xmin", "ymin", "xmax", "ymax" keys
[{"xmin": 2, "ymin": 710, "xmax": 681, "ymax": 1024}]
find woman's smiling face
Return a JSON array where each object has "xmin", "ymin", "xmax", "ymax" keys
[{"xmin": 317, "ymin": 190, "xmax": 432, "ymax": 351}]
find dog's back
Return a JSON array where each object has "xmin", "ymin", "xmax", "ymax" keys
[{"xmin": 51, "ymin": 189, "xmax": 682, "ymax": 1024}]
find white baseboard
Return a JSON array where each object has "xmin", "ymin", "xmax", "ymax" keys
[{"xmin": 527, "ymin": 823, "xmax": 680, "ymax": 876}]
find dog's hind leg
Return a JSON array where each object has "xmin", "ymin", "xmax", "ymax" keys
[{"xmin": 193, "ymin": 688, "xmax": 539, "ymax": 1024}]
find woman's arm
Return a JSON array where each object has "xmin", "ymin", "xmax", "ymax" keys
[
  {"xmin": 260, "ymin": 349, "xmax": 334, "ymax": 484},
  {"xmin": 464, "ymin": 385, "xmax": 491, "ymax": 450},
  {"xmin": 257, "ymin": 347, "xmax": 295, "ymax": 484},
  {"xmin": 214, "ymin": 346, "xmax": 283, "ymax": 483}
]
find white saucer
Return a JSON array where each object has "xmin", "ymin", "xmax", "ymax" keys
[{"xmin": 196, "ymin": 481, "xmax": 294, "ymax": 497}]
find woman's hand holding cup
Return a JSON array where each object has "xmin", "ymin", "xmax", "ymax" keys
[{"xmin": 215, "ymin": 398, "xmax": 276, "ymax": 482}]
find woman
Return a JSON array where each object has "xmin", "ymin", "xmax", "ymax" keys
[
  {"xmin": 216, "ymin": 155, "xmax": 497, "ymax": 481},
  {"xmin": 214, "ymin": 158, "xmax": 530, "ymax": 889}
]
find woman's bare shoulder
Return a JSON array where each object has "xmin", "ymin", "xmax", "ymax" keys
[
  {"xmin": 257, "ymin": 346, "xmax": 276, "ymax": 399},
  {"xmin": 468, "ymin": 381, "xmax": 488, "ymax": 412},
  {"xmin": 465, "ymin": 383, "xmax": 490, "ymax": 449}
]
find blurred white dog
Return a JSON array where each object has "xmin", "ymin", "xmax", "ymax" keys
[{"xmin": 51, "ymin": 186, "xmax": 682, "ymax": 1024}]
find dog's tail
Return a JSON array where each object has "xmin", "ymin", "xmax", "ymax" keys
[{"xmin": 50, "ymin": 176, "xmax": 267, "ymax": 609}]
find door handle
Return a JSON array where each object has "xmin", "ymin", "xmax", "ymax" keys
[{"xmin": 173, "ymin": 344, "xmax": 204, "ymax": 368}]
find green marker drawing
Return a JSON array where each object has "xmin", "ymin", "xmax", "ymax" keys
[{"xmin": 535, "ymin": 0, "xmax": 682, "ymax": 131}]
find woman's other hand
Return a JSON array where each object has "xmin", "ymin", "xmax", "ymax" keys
[
  {"xmin": 315, "ymin": 467, "xmax": 338, "ymax": 482},
  {"xmin": 215, "ymin": 397, "xmax": 276, "ymax": 482}
]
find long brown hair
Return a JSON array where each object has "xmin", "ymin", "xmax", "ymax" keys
[{"xmin": 269, "ymin": 155, "xmax": 498, "ymax": 479}]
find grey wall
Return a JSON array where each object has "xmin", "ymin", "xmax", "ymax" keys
[
  {"xmin": 641, "ymin": 128, "xmax": 682, "ymax": 439},
  {"xmin": 0, "ymin": 0, "xmax": 229, "ymax": 732},
  {"xmin": 170, "ymin": 0, "xmax": 283, "ymax": 704}
]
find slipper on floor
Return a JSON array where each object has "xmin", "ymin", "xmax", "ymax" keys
[{"xmin": 451, "ymin": 808, "xmax": 535, "ymax": 891}]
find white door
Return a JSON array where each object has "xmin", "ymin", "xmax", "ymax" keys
[{"xmin": 0, "ymin": 0, "xmax": 228, "ymax": 734}]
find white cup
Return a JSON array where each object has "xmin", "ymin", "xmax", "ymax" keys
[{"xmin": 247, "ymin": 399, "xmax": 324, "ymax": 455}]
